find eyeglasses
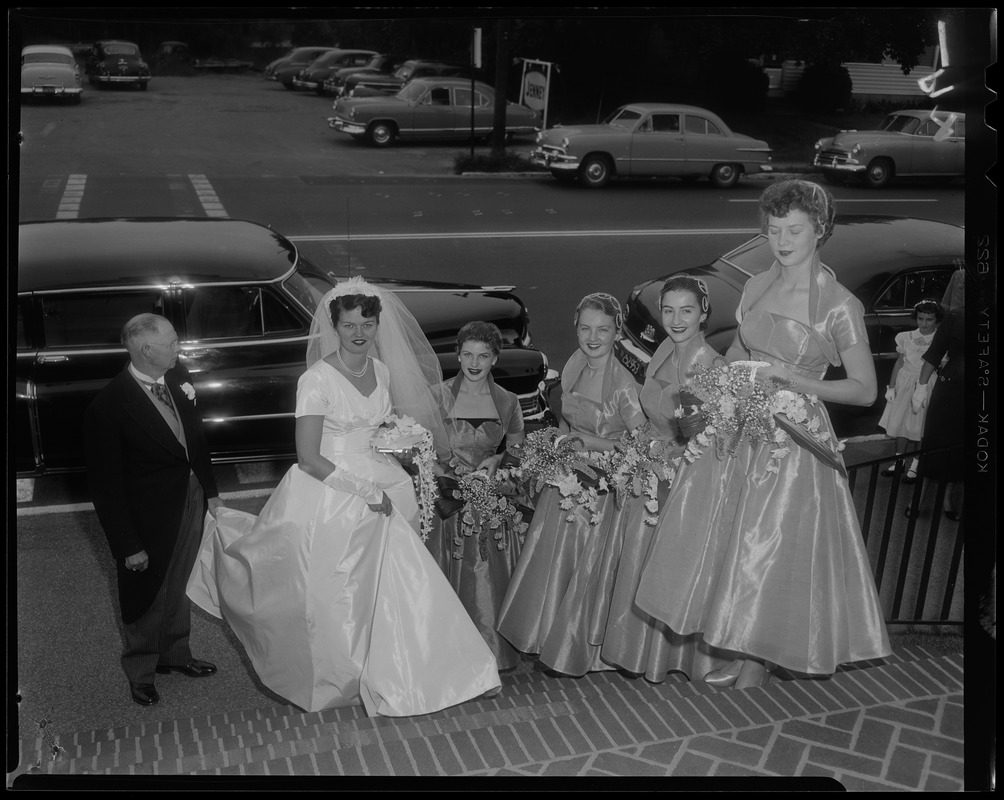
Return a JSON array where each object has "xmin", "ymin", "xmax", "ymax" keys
[{"xmin": 147, "ymin": 339, "xmax": 181, "ymax": 350}]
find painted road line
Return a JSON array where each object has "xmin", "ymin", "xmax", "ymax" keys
[
  {"xmin": 188, "ymin": 174, "xmax": 228, "ymax": 218},
  {"xmin": 55, "ymin": 174, "xmax": 86, "ymax": 219},
  {"xmin": 16, "ymin": 479, "xmax": 34, "ymax": 503},
  {"xmin": 288, "ymin": 228, "xmax": 761, "ymax": 243}
]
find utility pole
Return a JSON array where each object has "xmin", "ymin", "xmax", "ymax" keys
[{"xmin": 491, "ymin": 17, "xmax": 511, "ymax": 155}]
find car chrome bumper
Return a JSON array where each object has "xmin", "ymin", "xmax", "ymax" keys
[
  {"xmin": 91, "ymin": 75, "xmax": 149, "ymax": 83},
  {"xmin": 813, "ymin": 155, "xmax": 865, "ymax": 173},
  {"xmin": 292, "ymin": 78, "xmax": 318, "ymax": 89},
  {"xmin": 23, "ymin": 86, "xmax": 82, "ymax": 96},
  {"xmin": 327, "ymin": 117, "xmax": 365, "ymax": 135},
  {"xmin": 530, "ymin": 148, "xmax": 580, "ymax": 171}
]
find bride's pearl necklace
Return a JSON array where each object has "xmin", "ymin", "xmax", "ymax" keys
[{"xmin": 337, "ymin": 349, "xmax": 368, "ymax": 378}]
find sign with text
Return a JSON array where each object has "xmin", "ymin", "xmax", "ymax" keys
[{"xmin": 520, "ymin": 60, "xmax": 554, "ymax": 129}]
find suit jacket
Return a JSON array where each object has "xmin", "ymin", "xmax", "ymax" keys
[{"xmin": 85, "ymin": 362, "xmax": 218, "ymax": 624}]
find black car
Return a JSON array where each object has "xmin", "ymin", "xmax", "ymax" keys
[
  {"xmin": 322, "ymin": 53, "xmax": 410, "ymax": 98},
  {"xmin": 16, "ymin": 218, "xmax": 556, "ymax": 476},
  {"xmin": 263, "ymin": 46, "xmax": 336, "ymax": 88},
  {"xmin": 85, "ymin": 40, "xmax": 151, "ymax": 89},
  {"xmin": 290, "ymin": 48, "xmax": 378, "ymax": 94},
  {"xmin": 343, "ymin": 59, "xmax": 467, "ymax": 98},
  {"xmin": 615, "ymin": 215, "xmax": 964, "ymax": 433}
]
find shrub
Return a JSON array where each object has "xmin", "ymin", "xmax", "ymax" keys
[
  {"xmin": 453, "ymin": 149, "xmax": 543, "ymax": 175},
  {"xmin": 794, "ymin": 63, "xmax": 853, "ymax": 112}
]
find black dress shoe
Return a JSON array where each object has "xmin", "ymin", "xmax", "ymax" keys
[
  {"xmin": 130, "ymin": 683, "xmax": 159, "ymax": 706},
  {"xmin": 156, "ymin": 659, "xmax": 218, "ymax": 678}
]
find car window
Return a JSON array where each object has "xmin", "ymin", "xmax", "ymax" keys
[
  {"xmin": 183, "ymin": 286, "xmax": 305, "ymax": 340},
  {"xmin": 649, "ymin": 114, "xmax": 680, "ymax": 133},
  {"xmin": 41, "ymin": 291, "xmax": 165, "ymax": 348},
  {"xmin": 604, "ymin": 108, "xmax": 643, "ymax": 128},
  {"xmin": 23, "ymin": 52, "xmax": 75, "ymax": 66},
  {"xmin": 879, "ymin": 114, "xmax": 921, "ymax": 134},
  {"xmin": 260, "ymin": 290, "xmax": 306, "ymax": 334},
  {"xmin": 915, "ymin": 119, "xmax": 944, "ymax": 137},
  {"xmin": 454, "ymin": 88, "xmax": 489, "ymax": 108},
  {"xmin": 16, "ymin": 298, "xmax": 30, "ymax": 350},
  {"xmin": 102, "ymin": 44, "xmax": 138, "ymax": 56},
  {"xmin": 685, "ymin": 115, "xmax": 722, "ymax": 135},
  {"xmin": 426, "ymin": 87, "xmax": 450, "ymax": 105},
  {"xmin": 873, "ymin": 270, "xmax": 952, "ymax": 311}
]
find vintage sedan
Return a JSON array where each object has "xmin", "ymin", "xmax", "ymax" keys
[
  {"xmin": 16, "ymin": 218, "xmax": 556, "ymax": 476},
  {"xmin": 531, "ymin": 103, "xmax": 773, "ymax": 189},
  {"xmin": 263, "ymin": 46, "xmax": 337, "ymax": 88},
  {"xmin": 329, "ymin": 78, "xmax": 539, "ymax": 146},
  {"xmin": 291, "ymin": 48, "xmax": 378, "ymax": 94},
  {"xmin": 342, "ymin": 59, "xmax": 467, "ymax": 98},
  {"xmin": 614, "ymin": 215, "xmax": 963, "ymax": 435},
  {"xmin": 813, "ymin": 109, "xmax": 966, "ymax": 188},
  {"xmin": 20, "ymin": 44, "xmax": 83, "ymax": 104},
  {"xmin": 85, "ymin": 40, "xmax": 151, "ymax": 89},
  {"xmin": 322, "ymin": 53, "xmax": 410, "ymax": 98}
]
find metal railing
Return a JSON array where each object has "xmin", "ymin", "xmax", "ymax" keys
[{"xmin": 847, "ymin": 443, "xmax": 964, "ymax": 626}]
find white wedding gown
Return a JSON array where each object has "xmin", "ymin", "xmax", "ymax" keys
[{"xmin": 187, "ymin": 359, "xmax": 500, "ymax": 715}]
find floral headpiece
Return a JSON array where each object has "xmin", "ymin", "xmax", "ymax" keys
[
  {"xmin": 661, "ymin": 273, "xmax": 710, "ymax": 314},
  {"xmin": 574, "ymin": 291, "xmax": 624, "ymax": 329}
]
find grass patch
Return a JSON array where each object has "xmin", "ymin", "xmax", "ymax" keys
[{"xmin": 454, "ymin": 149, "xmax": 544, "ymax": 175}]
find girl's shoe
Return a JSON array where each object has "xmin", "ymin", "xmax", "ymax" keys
[
  {"xmin": 902, "ymin": 459, "xmax": 919, "ymax": 484},
  {"xmin": 881, "ymin": 459, "xmax": 902, "ymax": 477}
]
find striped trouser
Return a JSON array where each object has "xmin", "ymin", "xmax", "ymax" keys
[{"xmin": 121, "ymin": 473, "xmax": 205, "ymax": 685}]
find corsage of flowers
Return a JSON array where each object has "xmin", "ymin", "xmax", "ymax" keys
[
  {"xmin": 594, "ymin": 423, "xmax": 682, "ymax": 525},
  {"xmin": 677, "ymin": 358, "xmax": 845, "ymax": 476},
  {"xmin": 371, "ymin": 414, "xmax": 438, "ymax": 541},
  {"xmin": 446, "ymin": 461, "xmax": 530, "ymax": 561},
  {"xmin": 180, "ymin": 382, "xmax": 196, "ymax": 403},
  {"xmin": 502, "ymin": 427, "xmax": 607, "ymax": 524}
]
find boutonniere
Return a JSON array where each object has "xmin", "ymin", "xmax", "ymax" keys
[{"xmin": 180, "ymin": 383, "xmax": 197, "ymax": 404}]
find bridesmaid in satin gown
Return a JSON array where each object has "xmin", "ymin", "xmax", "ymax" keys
[
  {"xmin": 497, "ymin": 293, "xmax": 645, "ymax": 675},
  {"xmin": 188, "ymin": 282, "xmax": 500, "ymax": 715},
  {"xmin": 425, "ymin": 321, "xmax": 526, "ymax": 670},
  {"xmin": 588, "ymin": 275, "xmax": 731, "ymax": 682},
  {"xmin": 635, "ymin": 180, "xmax": 892, "ymax": 689}
]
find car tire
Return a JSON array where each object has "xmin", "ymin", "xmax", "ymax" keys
[
  {"xmin": 709, "ymin": 163, "xmax": 741, "ymax": 188},
  {"xmin": 366, "ymin": 121, "xmax": 396, "ymax": 147},
  {"xmin": 578, "ymin": 154, "xmax": 613, "ymax": 188},
  {"xmin": 864, "ymin": 158, "xmax": 893, "ymax": 188}
]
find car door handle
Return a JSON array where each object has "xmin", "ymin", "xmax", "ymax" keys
[
  {"xmin": 38, "ymin": 355, "xmax": 69, "ymax": 363},
  {"xmin": 181, "ymin": 349, "xmax": 217, "ymax": 358}
]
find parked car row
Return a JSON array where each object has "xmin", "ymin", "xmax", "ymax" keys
[{"xmin": 16, "ymin": 218, "xmax": 557, "ymax": 477}]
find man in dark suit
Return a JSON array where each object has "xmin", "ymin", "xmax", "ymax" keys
[{"xmin": 85, "ymin": 313, "xmax": 223, "ymax": 706}]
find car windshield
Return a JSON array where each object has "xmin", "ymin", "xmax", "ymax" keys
[
  {"xmin": 102, "ymin": 44, "xmax": 138, "ymax": 56},
  {"xmin": 394, "ymin": 64, "xmax": 415, "ymax": 80},
  {"xmin": 23, "ymin": 52, "xmax": 75, "ymax": 66},
  {"xmin": 603, "ymin": 107, "xmax": 644, "ymax": 129},
  {"xmin": 398, "ymin": 82, "xmax": 426, "ymax": 102},
  {"xmin": 283, "ymin": 256, "xmax": 338, "ymax": 313},
  {"xmin": 878, "ymin": 114, "xmax": 921, "ymax": 134}
]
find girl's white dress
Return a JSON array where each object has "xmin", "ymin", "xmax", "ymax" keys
[
  {"xmin": 187, "ymin": 359, "xmax": 500, "ymax": 715},
  {"xmin": 879, "ymin": 329, "xmax": 936, "ymax": 441}
]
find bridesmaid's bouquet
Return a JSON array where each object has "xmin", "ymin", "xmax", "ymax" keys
[
  {"xmin": 442, "ymin": 465, "xmax": 530, "ymax": 560},
  {"xmin": 595, "ymin": 424, "xmax": 683, "ymax": 526},
  {"xmin": 678, "ymin": 358, "xmax": 846, "ymax": 477},
  {"xmin": 501, "ymin": 427, "xmax": 607, "ymax": 524},
  {"xmin": 371, "ymin": 414, "xmax": 438, "ymax": 541}
]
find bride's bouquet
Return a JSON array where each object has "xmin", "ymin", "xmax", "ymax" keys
[
  {"xmin": 677, "ymin": 358, "xmax": 846, "ymax": 477},
  {"xmin": 371, "ymin": 414, "xmax": 438, "ymax": 541},
  {"xmin": 501, "ymin": 427, "xmax": 607, "ymax": 524}
]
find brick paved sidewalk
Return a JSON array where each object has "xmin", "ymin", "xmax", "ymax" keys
[{"xmin": 12, "ymin": 645, "xmax": 963, "ymax": 790}]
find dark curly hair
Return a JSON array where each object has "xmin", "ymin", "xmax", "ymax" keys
[
  {"xmin": 456, "ymin": 320, "xmax": 503, "ymax": 356},
  {"xmin": 329, "ymin": 293, "xmax": 381, "ymax": 325},
  {"xmin": 758, "ymin": 179, "xmax": 836, "ymax": 247},
  {"xmin": 913, "ymin": 298, "xmax": 944, "ymax": 322},
  {"xmin": 660, "ymin": 274, "xmax": 712, "ymax": 330}
]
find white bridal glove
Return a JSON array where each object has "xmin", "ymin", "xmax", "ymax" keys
[
  {"xmin": 884, "ymin": 386, "xmax": 896, "ymax": 404},
  {"xmin": 911, "ymin": 383, "xmax": 929, "ymax": 413}
]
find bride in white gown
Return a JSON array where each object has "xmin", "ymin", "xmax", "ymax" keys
[{"xmin": 187, "ymin": 277, "xmax": 501, "ymax": 715}]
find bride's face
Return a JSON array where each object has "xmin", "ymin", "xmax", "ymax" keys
[{"xmin": 336, "ymin": 306, "xmax": 378, "ymax": 355}]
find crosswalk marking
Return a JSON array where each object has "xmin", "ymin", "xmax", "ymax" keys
[
  {"xmin": 55, "ymin": 174, "xmax": 86, "ymax": 218},
  {"xmin": 188, "ymin": 174, "xmax": 228, "ymax": 217}
]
